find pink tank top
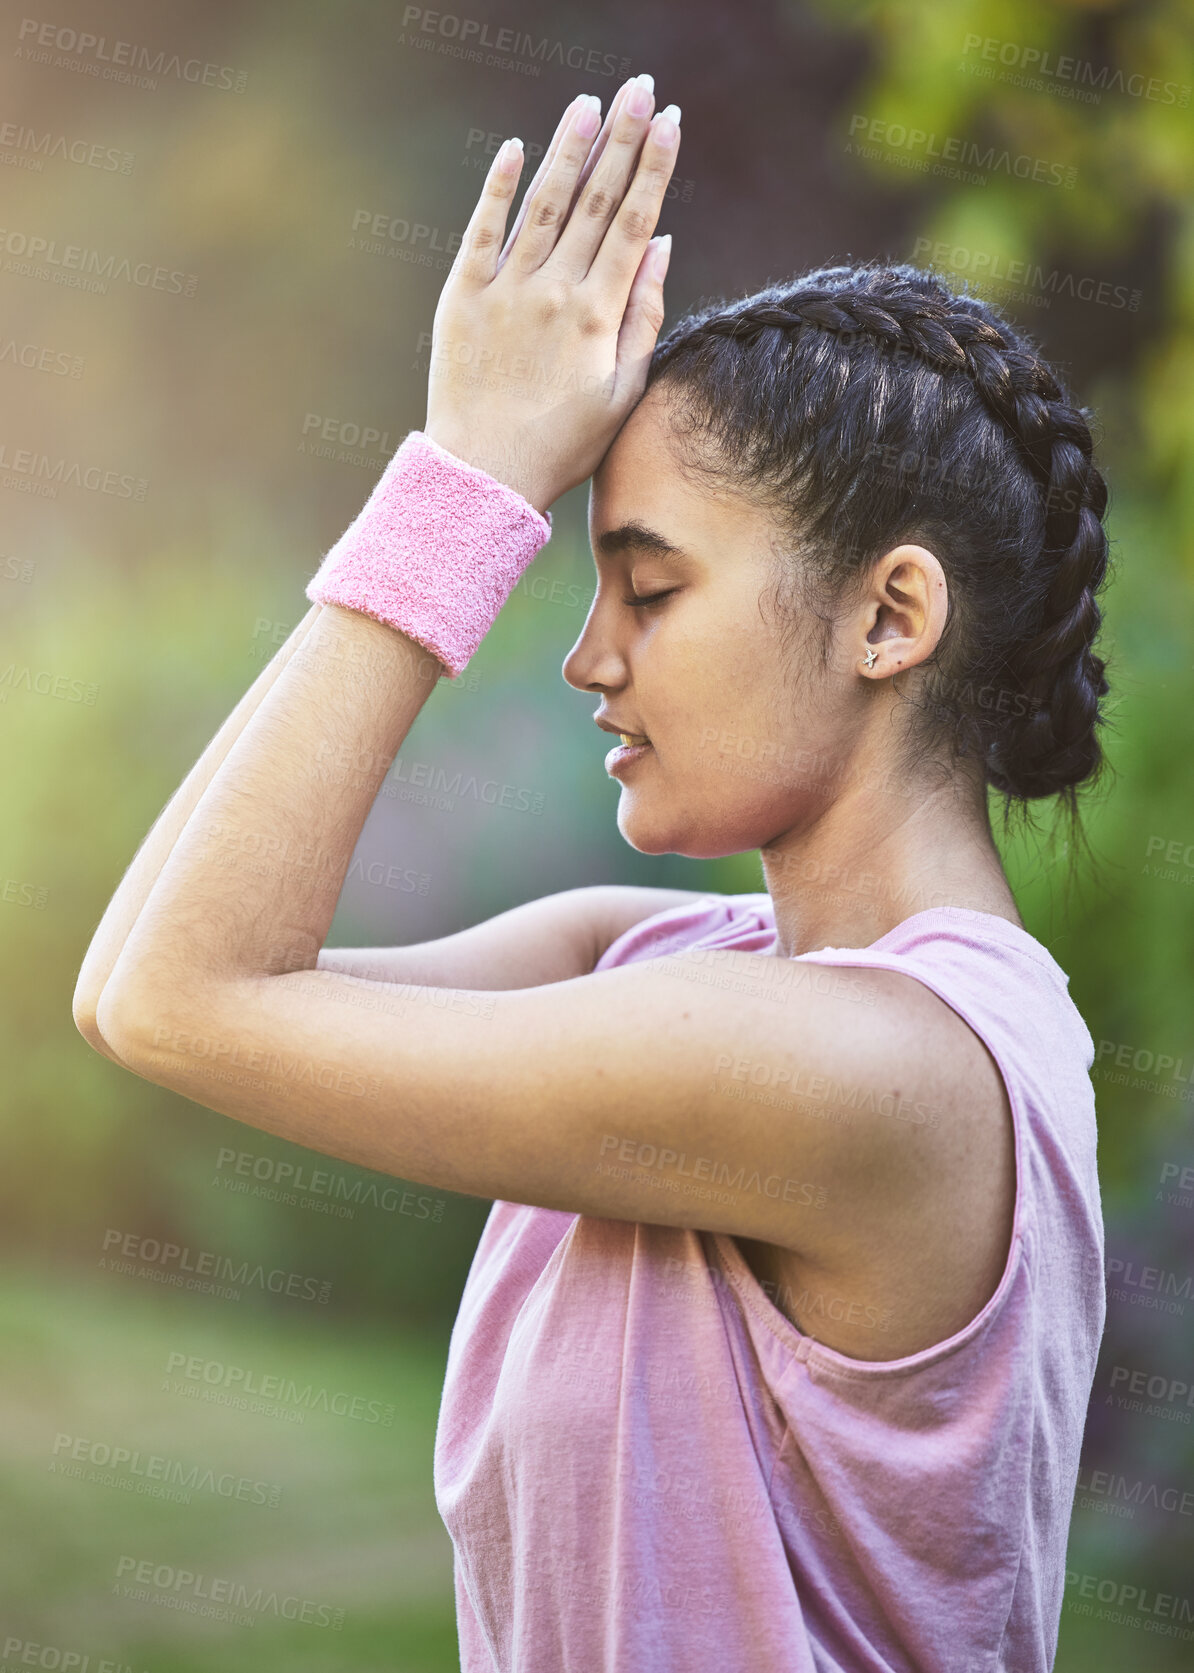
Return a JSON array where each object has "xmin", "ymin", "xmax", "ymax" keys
[{"xmin": 433, "ymin": 895, "xmax": 1106, "ymax": 1671}]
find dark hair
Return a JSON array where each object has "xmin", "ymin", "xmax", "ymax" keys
[{"xmin": 645, "ymin": 260, "xmax": 1114, "ymax": 833}]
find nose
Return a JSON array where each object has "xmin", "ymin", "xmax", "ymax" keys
[{"xmin": 562, "ymin": 597, "xmax": 628, "ymax": 693}]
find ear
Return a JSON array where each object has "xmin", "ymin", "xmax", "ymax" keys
[{"xmin": 858, "ymin": 544, "xmax": 949, "ymax": 678}]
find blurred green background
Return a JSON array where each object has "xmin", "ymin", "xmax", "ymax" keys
[{"xmin": 2, "ymin": 0, "xmax": 1192, "ymax": 1665}]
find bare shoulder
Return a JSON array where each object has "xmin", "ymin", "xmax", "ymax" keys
[
  {"xmin": 727, "ymin": 957, "xmax": 1018, "ymax": 1360},
  {"xmin": 483, "ymin": 941, "xmax": 1014, "ymax": 1270}
]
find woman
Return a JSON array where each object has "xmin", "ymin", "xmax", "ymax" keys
[{"xmin": 74, "ymin": 71, "xmax": 1107, "ymax": 1673}]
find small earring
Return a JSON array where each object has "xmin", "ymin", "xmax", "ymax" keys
[{"xmin": 863, "ymin": 646, "xmax": 878, "ymax": 670}]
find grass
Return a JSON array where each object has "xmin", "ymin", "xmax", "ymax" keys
[{"xmin": 0, "ymin": 1266, "xmax": 460, "ymax": 1671}]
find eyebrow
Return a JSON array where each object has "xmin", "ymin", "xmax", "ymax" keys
[{"xmin": 594, "ymin": 520, "xmax": 690, "ymax": 564}]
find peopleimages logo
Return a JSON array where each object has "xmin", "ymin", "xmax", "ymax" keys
[
  {"xmin": 0, "ymin": 440, "xmax": 147, "ymax": 499},
  {"xmin": 846, "ymin": 114, "xmax": 1076, "ymax": 188},
  {"xmin": 15, "ymin": 19, "xmax": 250, "ymax": 93},
  {"xmin": 99, "ymin": 1228, "xmax": 333, "ymax": 1304},
  {"xmin": 51, "ymin": 1430, "xmax": 283, "ymax": 1506},
  {"xmin": 911, "ymin": 237, "xmax": 1141, "ymax": 313},
  {"xmin": 397, "ymin": 6, "xmax": 630, "ymax": 79},
  {"xmin": 213, "ymin": 1145, "xmax": 446, "ymax": 1222},
  {"xmin": 0, "ymin": 121, "xmax": 134, "ymax": 174},
  {"xmin": 959, "ymin": 34, "xmax": 1190, "ymax": 107},
  {"xmin": 112, "ymin": 1555, "xmax": 343, "ymax": 1629},
  {"xmin": 0, "ymin": 334, "xmax": 83, "ymax": 376},
  {"xmin": 1106, "ymin": 1254, "xmax": 1192, "ymax": 1315},
  {"xmin": 1105, "ymin": 1364, "xmax": 1194, "ymax": 1424},
  {"xmin": 0, "ymin": 664, "xmax": 98, "ymax": 703},
  {"xmin": 1075, "ymin": 1465, "xmax": 1194, "ymax": 1519},
  {"xmin": 1065, "ymin": 1569, "xmax": 1194, "ymax": 1638},
  {"xmin": 163, "ymin": 1350, "xmax": 397, "ymax": 1426},
  {"xmin": 0, "ymin": 226, "xmax": 196, "ymax": 294},
  {"xmin": 1, "ymin": 1638, "xmax": 142, "ymax": 1671},
  {"xmin": 1092, "ymin": 1037, "xmax": 1194, "ymax": 1103}
]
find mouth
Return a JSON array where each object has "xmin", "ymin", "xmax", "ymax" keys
[{"xmin": 605, "ymin": 734, "xmax": 654, "ymax": 776}]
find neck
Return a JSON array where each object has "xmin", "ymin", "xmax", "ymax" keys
[{"xmin": 760, "ymin": 763, "xmax": 1021, "ymax": 958}]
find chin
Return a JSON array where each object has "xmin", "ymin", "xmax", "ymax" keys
[
  {"xmin": 614, "ymin": 802, "xmax": 674, "ymax": 855},
  {"xmin": 615, "ymin": 798, "xmax": 755, "ymax": 861}
]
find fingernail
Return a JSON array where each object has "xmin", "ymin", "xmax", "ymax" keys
[
  {"xmin": 636, "ymin": 73, "xmax": 654, "ymax": 92},
  {"xmin": 653, "ymin": 234, "xmax": 672, "ymax": 281},
  {"xmin": 575, "ymin": 94, "xmax": 601, "ymax": 139},
  {"xmin": 628, "ymin": 78, "xmax": 653, "ymax": 118},
  {"xmin": 653, "ymin": 104, "xmax": 680, "ymax": 147},
  {"xmin": 499, "ymin": 137, "xmax": 523, "ymax": 173}
]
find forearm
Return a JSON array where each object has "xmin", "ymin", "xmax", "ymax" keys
[
  {"xmin": 73, "ymin": 603, "xmax": 324, "ymax": 1057},
  {"xmin": 97, "ymin": 606, "xmax": 439, "ymax": 1047},
  {"xmin": 89, "ymin": 75, "xmax": 673, "ymax": 1052}
]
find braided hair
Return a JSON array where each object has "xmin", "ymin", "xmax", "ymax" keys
[{"xmin": 645, "ymin": 261, "xmax": 1113, "ymax": 818}]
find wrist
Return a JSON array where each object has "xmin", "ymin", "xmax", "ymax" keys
[
  {"xmin": 422, "ymin": 426, "xmax": 554, "ymax": 518},
  {"xmin": 305, "ymin": 429, "xmax": 552, "ymax": 678}
]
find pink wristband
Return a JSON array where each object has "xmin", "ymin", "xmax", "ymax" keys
[{"xmin": 305, "ymin": 429, "xmax": 552, "ymax": 678}]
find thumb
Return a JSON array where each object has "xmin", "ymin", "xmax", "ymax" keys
[{"xmin": 614, "ymin": 234, "xmax": 672, "ymax": 402}]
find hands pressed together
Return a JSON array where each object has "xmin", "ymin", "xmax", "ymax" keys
[{"xmin": 424, "ymin": 72, "xmax": 681, "ymax": 516}]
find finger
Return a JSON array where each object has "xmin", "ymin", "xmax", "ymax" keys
[
  {"xmin": 565, "ymin": 77, "xmax": 641, "ymax": 218},
  {"xmin": 614, "ymin": 234, "xmax": 671, "ymax": 403},
  {"xmin": 497, "ymin": 96, "xmax": 584, "ymax": 271},
  {"xmin": 585, "ymin": 104, "xmax": 680, "ymax": 302},
  {"xmin": 451, "ymin": 136, "xmax": 526, "ymax": 288},
  {"xmin": 501, "ymin": 96, "xmax": 605, "ymax": 273},
  {"xmin": 497, "ymin": 81, "xmax": 645, "ymax": 273},
  {"xmin": 549, "ymin": 82, "xmax": 666, "ymax": 281},
  {"xmin": 497, "ymin": 79, "xmax": 651, "ymax": 275}
]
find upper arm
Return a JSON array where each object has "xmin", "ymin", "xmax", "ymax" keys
[
  {"xmin": 316, "ymin": 884, "xmax": 714, "ymax": 991},
  {"xmin": 97, "ymin": 940, "xmax": 992, "ymax": 1264}
]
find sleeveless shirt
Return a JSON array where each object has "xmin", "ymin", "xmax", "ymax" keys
[{"xmin": 432, "ymin": 894, "xmax": 1106, "ymax": 1671}]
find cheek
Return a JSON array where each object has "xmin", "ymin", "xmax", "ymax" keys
[
  {"xmin": 664, "ymin": 602, "xmax": 772, "ymax": 684},
  {"xmin": 666, "ymin": 622, "xmax": 789, "ymax": 736},
  {"xmin": 662, "ymin": 657, "xmax": 794, "ymax": 792}
]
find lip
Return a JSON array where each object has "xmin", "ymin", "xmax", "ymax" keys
[
  {"xmin": 595, "ymin": 716, "xmax": 649, "ymax": 740},
  {"xmin": 604, "ymin": 739, "xmax": 654, "ymax": 777}
]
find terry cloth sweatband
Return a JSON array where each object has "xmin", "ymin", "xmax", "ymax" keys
[{"xmin": 305, "ymin": 429, "xmax": 552, "ymax": 678}]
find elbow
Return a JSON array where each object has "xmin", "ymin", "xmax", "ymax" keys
[
  {"xmin": 90, "ymin": 974, "xmax": 157, "ymax": 1069},
  {"xmin": 77, "ymin": 940, "xmax": 245, "ymax": 1077},
  {"xmin": 85, "ymin": 931, "xmax": 195, "ymax": 1067},
  {"xmin": 72, "ymin": 969, "xmax": 118, "ymax": 1062},
  {"xmin": 72, "ymin": 933, "xmax": 138, "ymax": 1064},
  {"xmin": 73, "ymin": 945, "xmax": 204, "ymax": 1072},
  {"xmin": 73, "ymin": 1001, "xmax": 108, "ymax": 1059},
  {"xmin": 93, "ymin": 966, "xmax": 231, "ymax": 1075}
]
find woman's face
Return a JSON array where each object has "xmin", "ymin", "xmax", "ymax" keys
[{"xmin": 563, "ymin": 389, "xmax": 873, "ymax": 859}]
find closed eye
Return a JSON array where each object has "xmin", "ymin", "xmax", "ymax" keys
[{"xmin": 624, "ymin": 589, "xmax": 678, "ymax": 609}]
